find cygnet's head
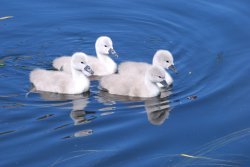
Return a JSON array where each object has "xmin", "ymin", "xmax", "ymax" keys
[
  {"xmin": 95, "ymin": 36, "xmax": 118, "ymax": 57},
  {"xmin": 147, "ymin": 66, "xmax": 166, "ymax": 85},
  {"xmin": 71, "ymin": 52, "xmax": 94, "ymax": 76},
  {"xmin": 153, "ymin": 50, "xmax": 177, "ymax": 73}
]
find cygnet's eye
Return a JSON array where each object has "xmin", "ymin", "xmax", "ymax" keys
[
  {"xmin": 158, "ymin": 76, "xmax": 162, "ymax": 79},
  {"xmin": 81, "ymin": 62, "xmax": 84, "ymax": 64},
  {"xmin": 166, "ymin": 60, "xmax": 169, "ymax": 63},
  {"xmin": 104, "ymin": 45, "xmax": 108, "ymax": 47}
]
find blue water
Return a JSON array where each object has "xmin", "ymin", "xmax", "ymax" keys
[{"xmin": 1, "ymin": 0, "xmax": 250, "ymax": 166}]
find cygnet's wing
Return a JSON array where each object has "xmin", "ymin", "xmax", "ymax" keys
[
  {"xmin": 30, "ymin": 69, "xmax": 72, "ymax": 94},
  {"xmin": 52, "ymin": 56, "xmax": 72, "ymax": 73},
  {"xmin": 118, "ymin": 61, "xmax": 151, "ymax": 75}
]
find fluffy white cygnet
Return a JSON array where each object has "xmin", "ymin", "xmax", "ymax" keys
[
  {"xmin": 52, "ymin": 36, "xmax": 118, "ymax": 76},
  {"xmin": 118, "ymin": 50, "xmax": 176, "ymax": 86},
  {"xmin": 100, "ymin": 66, "xmax": 167, "ymax": 98},
  {"xmin": 30, "ymin": 52, "xmax": 94, "ymax": 94}
]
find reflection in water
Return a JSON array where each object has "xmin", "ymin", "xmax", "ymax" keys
[
  {"xmin": 145, "ymin": 88, "xmax": 172, "ymax": 125},
  {"xmin": 70, "ymin": 99, "xmax": 96, "ymax": 125},
  {"xmin": 38, "ymin": 91, "xmax": 90, "ymax": 101},
  {"xmin": 74, "ymin": 129, "xmax": 93, "ymax": 137},
  {"xmin": 144, "ymin": 99, "xmax": 170, "ymax": 125},
  {"xmin": 34, "ymin": 86, "xmax": 172, "ymax": 140},
  {"xmin": 36, "ymin": 91, "xmax": 96, "ymax": 137},
  {"xmin": 97, "ymin": 88, "xmax": 172, "ymax": 125}
]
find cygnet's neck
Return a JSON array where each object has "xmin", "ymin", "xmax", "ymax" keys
[
  {"xmin": 71, "ymin": 65, "xmax": 89, "ymax": 83},
  {"xmin": 71, "ymin": 68, "xmax": 90, "ymax": 93},
  {"xmin": 96, "ymin": 51, "xmax": 111, "ymax": 62},
  {"xmin": 95, "ymin": 43, "xmax": 112, "ymax": 60},
  {"xmin": 96, "ymin": 51, "xmax": 117, "ymax": 73}
]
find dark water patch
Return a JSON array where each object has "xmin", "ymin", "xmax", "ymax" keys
[
  {"xmin": 54, "ymin": 123, "xmax": 71, "ymax": 130},
  {"xmin": 0, "ymin": 102, "xmax": 24, "ymax": 109},
  {"xmin": 0, "ymin": 130, "xmax": 16, "ymax": 136},
  {"xmin": 36, "ymin": 114, "xmax": 54, "ymax": 121}
]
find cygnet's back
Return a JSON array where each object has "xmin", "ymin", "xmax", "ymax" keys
[
  {"xmin": 30, "ymin": 69, "xmax": 71, "ymax": 93},
  {"xmin": 118, "ymin": 62, "xmax": 150, "ymax": 75},
  {"xmin": 119, "ymin": 50, "xmax": 175, "ymax": 74},
  {"xmin": 100, "ymin": 66, "xmax": 166, "ymax": 98},
  {"xmin": 53, "ymin": 56, "xmax": 71, "ymax": 72}
]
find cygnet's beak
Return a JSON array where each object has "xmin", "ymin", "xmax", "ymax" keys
[
  {"xmin": 108, "ymin": 48, "xmax": 118, "ymax": 57},
  {"xmin": 84, "ymin": 65, "xmax": 94, "ymax": 76},
  {"xmin": 169, "ymin": 64, "xmax": 177, "ymax": 73},
  {"xmin": 160, "ymin": 80, "xmax": 169, "ymax": 87}
]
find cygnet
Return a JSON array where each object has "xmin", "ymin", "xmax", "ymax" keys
[
  {"xmin": 53, "ymin": 36, "xmax": 118, "ymax": 76},
  {"xmin": 118, "ymin": 50, "xmax": 176, "ymax": 86},
  {"xmin": 30, "ymin": 52, "xmax": 94, "ymax": 94},
  {"xmin": 100, "ymin": 66, "xmax": 167, "ymax": 98}
]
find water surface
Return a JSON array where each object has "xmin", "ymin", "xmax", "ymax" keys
[{"xmin": 1, "ymin": 0, "xmax": 250, "ymax": 166}]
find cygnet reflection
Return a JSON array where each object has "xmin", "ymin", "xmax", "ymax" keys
[
  {"xmin": 36, "ymin": 90, "xmax": 90, "ymax": 101},
  {"xmin": 97, "ymin": 89, "xmax": 147, "ymax": 104},
  {"xmin": 35, "ymin": 91, "xmax": 95, "ymax": 138},
  {"xmin": 97, "ymin": 89, "xmax": 172, "ymax": 125},
  {"xmin": 70, "ymin": 98, "xmax": 97, "ymax": 125},
  {"xmin": 35, "ymin": 91, "xmax": 95, "ymax": 125},
  {"xmin": 144, "ymin": 97, "xmax": 171, "ymax": 125}
]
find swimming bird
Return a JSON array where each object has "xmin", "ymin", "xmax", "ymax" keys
[
  {"xmin": 100, "ymin": 66, "xmax": 167, "ymax": 98},
  {"xmin": 30, "ymin": 52, "xmax": 94, "ymax": 94},
  {"xmin": 118, "ymin": 50, "xmax": 176, "ymax": 86},
  {"xmin": 52, "ymin": 36, "xmax": 118, "ymax": 76}
]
